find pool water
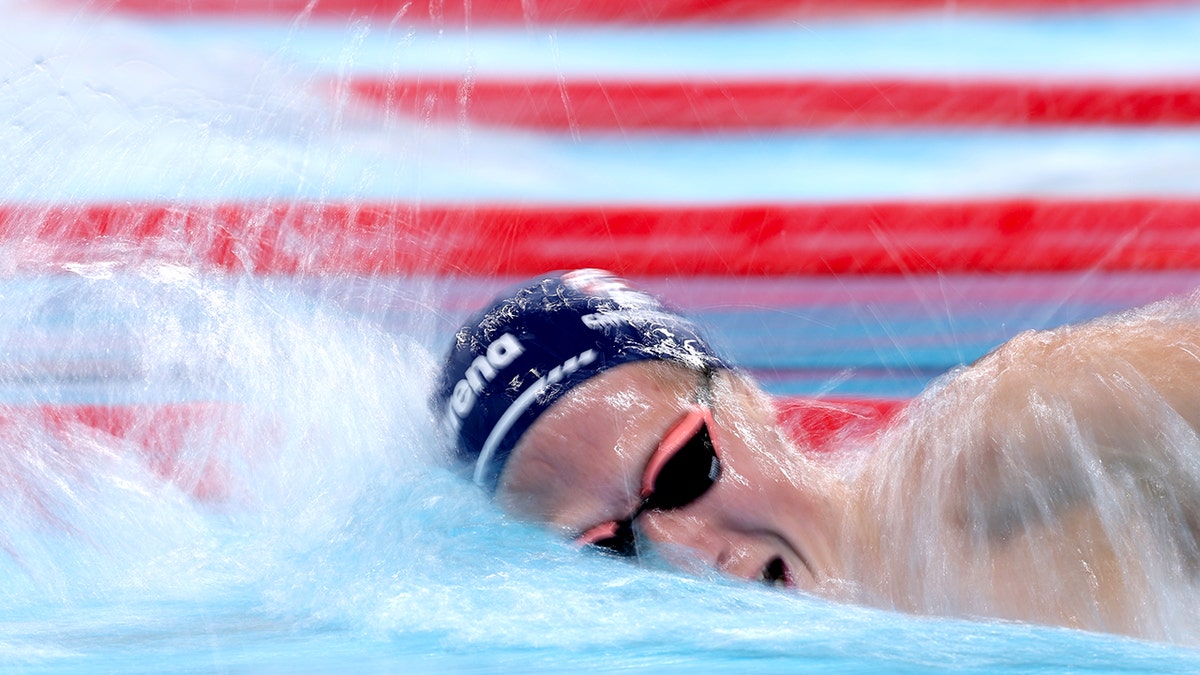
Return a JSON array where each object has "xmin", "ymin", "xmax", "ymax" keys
[{"xmin": 4, "ymin": 0, "xmax": 1200, "ymax": 671}]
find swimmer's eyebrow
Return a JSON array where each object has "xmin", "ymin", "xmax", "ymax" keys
[{"xmin": 574, "ymin": 369, "xmax": 719, "ymax": 558}]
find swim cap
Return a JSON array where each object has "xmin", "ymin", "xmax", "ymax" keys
[{"xmin": 435, "ymin": 269, "xmax": 724, "ymax": 494}]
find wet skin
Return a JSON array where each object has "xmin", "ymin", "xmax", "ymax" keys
[
  {"xmin": 496, "ymin": 360, "xmax": 856, "ymax": 592},
  {"xmin": 494, "ymin": 308, "xmax": 1200, "ymax": 640}
]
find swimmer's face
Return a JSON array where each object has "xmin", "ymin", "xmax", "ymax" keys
[{"xmin": 497, "ymin": 361, "xmax": 848, "ymax": 592}]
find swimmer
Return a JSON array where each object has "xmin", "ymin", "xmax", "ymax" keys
[{"xmin": 434, "ymin": 269, "xmax": 1200, "ymax": 642}]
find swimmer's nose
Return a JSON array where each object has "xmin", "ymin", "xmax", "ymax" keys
[
  {"xmin": 635, "ymin": 508, "xmax": 762, "ymax": 581},
  {"xmin": 636, "ymin": 508, "xmax": 720, "ymax": 564}
]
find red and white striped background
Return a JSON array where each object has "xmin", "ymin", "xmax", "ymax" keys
[
  {"xmin": 5, "ymin": 0, "xmax": 1200, "ymax": 493},
  {"xmin": 7, "ymin": 0, "xmax": 1200, "ymax": 277}
]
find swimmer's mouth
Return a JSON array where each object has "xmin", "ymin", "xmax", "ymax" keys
[{"xmin": 760, "ymin": 556, "xmax": 794, "ymax": 589}]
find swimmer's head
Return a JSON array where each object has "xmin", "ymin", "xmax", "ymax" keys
[{"xmin": 434, "ymin": 269, "xmax": 725, "ymax": 493}]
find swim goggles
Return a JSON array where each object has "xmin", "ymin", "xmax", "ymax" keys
[{"xmin": 573, "ymin": 367, "xmax": 722, "ymax": 558}]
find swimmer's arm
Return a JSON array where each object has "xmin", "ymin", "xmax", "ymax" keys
[
  {"xmin": 973, "ymin": 314, "xmax": 1200, "ymax": 440},
  {"xmin": 907, "ymin": 310, "xmax": 1200, "ymax": 535}
]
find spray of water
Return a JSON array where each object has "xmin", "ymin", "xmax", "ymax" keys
[
  {"xmin": 854, "ymin": 293, "xmax": 1200, "ymax": 643},
  {"xmin": 0, "ymin": 265, "xmax": 440, "ymax": 612},
  {"xmin": 6, "ymin": 0, "xmax": 1200, "ymax": 669}
]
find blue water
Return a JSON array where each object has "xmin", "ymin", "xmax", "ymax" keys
[
  {"xmin": 0, "ymin": 272, "xmax": 1198, "ymax": 672},
  {"xmin": 5, "ymin": 1, "xmax": 1200, "ymax": 671}
]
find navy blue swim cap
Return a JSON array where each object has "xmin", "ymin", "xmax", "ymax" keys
[{"xmin": 435, "ymin": 269, "xmax": 724, "ymax": 494}]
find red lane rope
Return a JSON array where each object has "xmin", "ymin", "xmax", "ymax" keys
[
  {"xmin": 346, "ymin": 78, "xmax": 1200, "ymax": 129},
  {"xmin": 91, "ymin": 0, "xmax": 1172, "ymax": 21},
  {"xmin": 3, "ymin": 200, "xmax": 1200, "ymax": 276},
  {"xmin": 0, "ymin": 403, "xmax": 248, "ymax": 503},
  {"xmin": 775, "ymin": 397, "xmax": 903, "ymax": 452},
  {"xmin": 0, "ymin": 397, "xmax": 899, "ymax": 508}
]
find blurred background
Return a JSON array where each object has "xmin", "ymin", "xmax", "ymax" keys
[{"xmin": 3, "ymin": 0, "xmax": 1200, "ymax": 670}]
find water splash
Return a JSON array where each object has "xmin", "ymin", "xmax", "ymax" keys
[
  {"xmin": 5, "ymin": 0, "xmax": 1200, "ymax": 670},
  {"xmin": 858, "ymin": 293, "xmax": 1200, "ymax": 642}
]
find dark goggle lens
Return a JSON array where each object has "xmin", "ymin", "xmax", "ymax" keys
[
  {"xmin": 646, "ymin": 421, "xmax": 721, "ymax": 510},
  {"xmin": 589, "ymin": 422, "xmax": 721, "ymax": 558}
]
